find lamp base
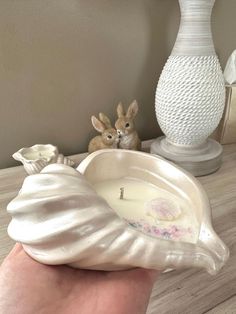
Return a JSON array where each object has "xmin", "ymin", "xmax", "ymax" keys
[{"xmin": 150, "ymin": 137, "xmax": 223, "ymax": 177}]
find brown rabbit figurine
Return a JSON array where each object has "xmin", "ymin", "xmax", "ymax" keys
[
  {"xmin": 115, "ymin": 100, "xmax": 141, "ymax": 150},
  {"xmin": 88, "ymin": 113, "xmax": 119, "ymax": 153}
]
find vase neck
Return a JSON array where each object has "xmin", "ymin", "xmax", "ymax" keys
[{"xmin": 172, "ymin": 0, "xmax": 216, "ymax": 56}]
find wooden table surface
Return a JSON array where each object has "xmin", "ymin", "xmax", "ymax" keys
[{"xmin": 0, "ymin": 145, "xmax": 235, "ymax": 314}]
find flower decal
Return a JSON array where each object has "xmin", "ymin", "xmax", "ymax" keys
[{"xmin": 125, "ymin": 218, "xmax": 193, "ymax": 242}]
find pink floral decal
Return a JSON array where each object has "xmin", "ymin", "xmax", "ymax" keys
[{"xmin": 125, "ymin": 219, "xmax": 193, "ymax": 241}]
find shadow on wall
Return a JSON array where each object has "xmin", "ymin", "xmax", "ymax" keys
[
  {"xmin": 136, "ymin": 0, "xmax": 179, "ymax": 136},
  {"xmin": 212, "ymin": 0, "xmax": 236, "ymax": 67}
]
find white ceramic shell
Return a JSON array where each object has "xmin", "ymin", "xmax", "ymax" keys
[
  {"xmin": 7, "ymin": 149, "xmax": 229, "ymax": 274},
  {"xmin": 13, "ymin": 144, "xmax": 74, "ymax": 174}
]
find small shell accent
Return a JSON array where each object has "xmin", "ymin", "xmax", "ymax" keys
[
  {"xmin": 145, "ymin": 198, "xmax": 182, "ymax": 222},
  {"xmin": 12, "ymin": 144, "xmax": 74, "ymax": 175},
  {"xmin": 56, "ymin": 154, "xmax": 75, "ymax": 167}
]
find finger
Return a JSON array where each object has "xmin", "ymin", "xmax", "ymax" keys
[
  {"xmin": 125, "ymin": 268, "xmax": 161, "ymax": 285},
  {"xmin": 3, "ymin": 243, "xmax": 23, "ymax": 260},
  {"xmin": 143, "ymin": 269, "xmax": 161, "ymax": 284}
]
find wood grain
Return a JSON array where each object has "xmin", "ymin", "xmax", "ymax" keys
[
  {"xmin": 205, "ymin": 296, "xmax": 236, "ymax": 314},
  {"xmin": 0, "ymin": 142, "xmax": 235, "ymax": 314}
]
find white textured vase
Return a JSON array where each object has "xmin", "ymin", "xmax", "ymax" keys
[{"xmin": 151, "ymin": 0, "xmax": 225, "ymax": 176}]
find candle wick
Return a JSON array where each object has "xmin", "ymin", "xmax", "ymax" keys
[
  {"xmin": 39, "ymin": 152, "xmax": 42, "ymax": 157},
  {"xmin": 120, "ymin": 187, "xmax": 124, "ymax": 200}
]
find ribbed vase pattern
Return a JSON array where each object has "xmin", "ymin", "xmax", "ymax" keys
[{"xmin": 155, "ymin": 0, "xmax": 225, "ymax": 146}]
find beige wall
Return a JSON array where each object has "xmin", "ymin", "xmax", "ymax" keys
[{"xmin": 0, "ymin": 0, "xmax": 235, "ymax": 168}]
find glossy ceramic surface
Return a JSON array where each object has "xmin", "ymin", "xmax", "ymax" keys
[
  {"xmin": 7, "ymin": 149, "xmax": 229, "ymax": 274},
  {"xmin": 13, "ymin": 144, "xmax": 74, "ymax": 174}
]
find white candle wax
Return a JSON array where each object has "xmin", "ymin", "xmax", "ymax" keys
[{"xmin": 93, "ymin": 177, "xmax": 199, "ymax": 243}]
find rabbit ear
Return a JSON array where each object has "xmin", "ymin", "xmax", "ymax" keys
[
  {"xmin": 126, "ymin": 100, "xmax": 138, "ymax": 119},
  {"xmin": 91, "ymin": 116, "xmax": 106, "ymax": 133},
  {"xmin": 99, "ymin": 113, "xmax": 112, "ymax": 129},
  {"xmin": 117, "ymin": 102, "xmax": 125, "ymax": 118}
]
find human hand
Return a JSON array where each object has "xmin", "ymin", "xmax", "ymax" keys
[{"xmin": 0, "ymin": 244, "xmax": 159, "ymax": 314}]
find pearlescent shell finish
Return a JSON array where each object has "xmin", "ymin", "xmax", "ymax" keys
[{"xmin": 7, "ymin": 150, "xmax": 229, "ymax": 274}]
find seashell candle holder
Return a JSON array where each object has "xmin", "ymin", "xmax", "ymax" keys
[
  {"xmin": 7, "ymin": 149, "xmax": 229, "ymax": 274},
  {"xmin": 13, "ymin": 144, "xmax": 75, "ymax": 175}
]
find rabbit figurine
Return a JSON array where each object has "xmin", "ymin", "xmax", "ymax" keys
[
  {"xmin": 115, "ymin": 100, "xmax": 141, "ymax": 150},
  {"xmin": 88, "ymin": 113, "xmax": 119, "ymax": 153}
]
